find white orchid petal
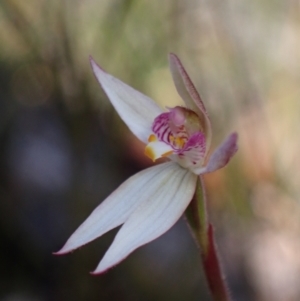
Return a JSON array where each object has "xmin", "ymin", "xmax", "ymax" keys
[
  {"xmin": 90, "ymin": 57, "xmax": 162, "ymax": 143},
  {"xmin": 194, "ymin": 133, "xmax": 238, "ymax": 175},
  {"xmin": 92, "ymin": 166, "xmax": 197, "ymax": 274},
  {"xmin": 168, "ymin": 53, "xmax": 212, "ymax": 151},
  {"xmin": 55, "ymin": 162, "xmax": 177, "ymax": 254}
]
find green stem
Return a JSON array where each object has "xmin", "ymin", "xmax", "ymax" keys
[{"xmin": 185, "ymin": 176, "xmax": 232, "ymax": 301}]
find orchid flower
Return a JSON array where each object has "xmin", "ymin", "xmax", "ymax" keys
[{"xmin": 55, "ymin": 53, "xmax": 238, "ymax": 275}]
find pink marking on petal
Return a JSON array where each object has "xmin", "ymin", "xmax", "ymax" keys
[
  {"xmin": 152, "ymin": 112, "xmax": 188, "ymax": 151},
  {"xmin": 150, "ymin": 107, "xmax": 207, "ymax": 166},
  {"xmin": 180, "ymin": 132, "xmax": 206, "ymax": 164}
]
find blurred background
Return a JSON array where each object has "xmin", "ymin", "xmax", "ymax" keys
[{"xmin": 1, "ymin": 0, "xmax": 300, "ymax": 300}]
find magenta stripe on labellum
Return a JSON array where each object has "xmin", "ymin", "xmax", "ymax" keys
[
  {"xmin": 152, "ymin": 111, "xmax": 188, "ymax": 151},
  {"xmin": 149, "ymin": 107, "xmax": 207, "ymax": 166},
  {"xmin": 179, "ymin": 132, "xmax": 206, "ymax": 164}
]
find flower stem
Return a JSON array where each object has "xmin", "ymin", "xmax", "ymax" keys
[{"xmin": 185, "ymin": 176, "xmax": 232, "ymax": 301}]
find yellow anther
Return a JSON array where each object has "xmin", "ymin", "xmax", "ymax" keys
[{"xmin": 180, "ymin": 137, "xmax": 186, "ymax": 147}]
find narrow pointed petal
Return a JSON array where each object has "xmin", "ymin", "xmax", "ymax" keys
[
  {"xmin": 92, "ymin": 167, "xmax": 197, "ymax": 274},
  {"xmin": 90, "ymin": 57, "xmax": 162, "ymax": 144},
  {"xmin": 168, "ymin": 53, "xmax": 212, "ymax": 150},
  {"xmin": 55, "ymin": 162, "xmax": 177, "ymax": 255},
  {"xmin": 194, "ymin": 133, "xmax": 238, "ymax": 175}
]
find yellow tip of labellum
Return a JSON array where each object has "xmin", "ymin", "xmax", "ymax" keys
[
  {"xmin": 144, "ymin": 145, "xmax": 156, "ymax": 162},
  {"xmin": 144, "ymin": 139, "xmax": 174, "ymax": 162}
]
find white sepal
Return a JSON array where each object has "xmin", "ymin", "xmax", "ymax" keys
[
  {"xmin": 90, "ymin": 57, "xmax": 162, "ymax": 144},
  {"xmin": 55, "ymin": 162, "xmax": 178, "ymax": 254},
  {"xmin": 92, "ymin": 165, "xmax": 197, "ymax": 274}
]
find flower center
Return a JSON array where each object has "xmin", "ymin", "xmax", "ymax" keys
[{"xmin": 144, "ymin": 106, "xmax": 206, "ymax": 169}]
